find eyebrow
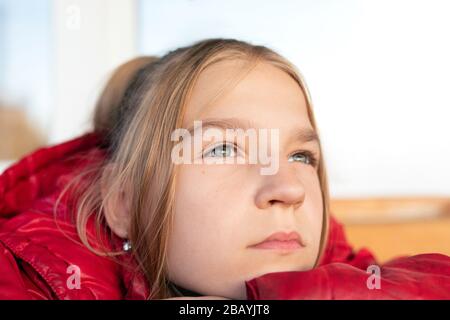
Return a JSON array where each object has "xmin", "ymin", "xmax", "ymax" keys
[
  {"xmin": 185, "ymin": 117, "xmax": 320, "ymax": 145},
  {"xmin": 290, "ymin": 127, "xmax": 320, "ymax": 145},
  {"xmin": 186, "ymin": 117, "xmax": 257, "ymax": 135}
]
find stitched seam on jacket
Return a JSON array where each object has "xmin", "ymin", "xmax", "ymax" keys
[{"xmin": 0, "ymin": 237, "xmax": 62, "ymax": 300}]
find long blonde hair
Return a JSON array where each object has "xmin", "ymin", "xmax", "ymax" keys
[{"xmin": 62, "ymin": 39, "xmax": 330, "ymax": 299}]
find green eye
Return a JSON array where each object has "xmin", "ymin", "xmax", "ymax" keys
[{"xmin": 204, "ymin": 143, "xmax": 237, "ymax": 158}]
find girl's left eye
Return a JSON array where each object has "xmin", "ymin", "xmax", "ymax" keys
[
  {"xmin": 203, "ymin": 143, "xmax": 238, "ymax": 158},
  {"xmin": 288, "ymin": 151, "xmax": 318, "ymax": 166}
]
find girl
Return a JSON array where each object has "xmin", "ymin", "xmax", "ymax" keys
[{"xmin": 0, "ymin": 39, "xmax": 449, "ymax": 300}]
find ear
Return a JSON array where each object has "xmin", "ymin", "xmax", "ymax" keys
[{"xmin": 101, "ymin": 164, "xmax": 131, "ymax": 239}]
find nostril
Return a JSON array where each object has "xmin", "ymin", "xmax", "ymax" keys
[
  {"xmin": 268, "ymin": 198, "xmax": 303, "ymax": 210},
  {"xmin": 269, "ymin": 199, "xmax": 286, "ymax": 206}
]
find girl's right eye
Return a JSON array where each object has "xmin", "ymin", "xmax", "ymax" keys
[{"xmin": 203, "ymin": 143, "xmax": 238, "ymax": 158}]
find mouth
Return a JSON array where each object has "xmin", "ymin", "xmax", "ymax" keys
[{"xmin": 248, "ymin": 231, "xmax": 305, "ymax": 251}]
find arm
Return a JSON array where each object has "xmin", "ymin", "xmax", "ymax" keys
[{"xmin": 246, "ymin": 250, "xmax": 450, "ymax": 299}]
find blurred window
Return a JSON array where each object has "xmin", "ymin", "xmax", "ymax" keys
[{"xmin": 0, "ymin": 0, "xmax": 51, "ymax": 168}]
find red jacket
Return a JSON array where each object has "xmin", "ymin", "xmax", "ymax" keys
[{"xmin": 0, "ymin": 134, "xmax": 449, "ymax": 299}]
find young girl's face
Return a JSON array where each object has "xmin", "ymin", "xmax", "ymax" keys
[{"xmin": 167, "ymin": 59, "xmax": 323, "ymax": 299}]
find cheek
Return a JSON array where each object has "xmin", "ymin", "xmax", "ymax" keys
[
  {"xmin": 303, "ymin": 172, "xmax": 324, "ymax": 254},
  {"xmin": 166, "ymin": 165, "xmax": 249, "ymax": 290}
]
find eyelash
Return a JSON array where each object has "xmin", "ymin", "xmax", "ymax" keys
[
  {"xmin": 203, "ymin": 142, "xmax": 319, "ymax": 167},
  {"xmin": 288, "ymin": 150, "xmax": 319, "ymax": 167}
]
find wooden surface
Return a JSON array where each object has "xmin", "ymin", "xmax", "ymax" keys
[
  {"xmin": 0, "ymin": 106, "xmax": 46, "ymax": 160},
  {"xmin": 330, "ymin": 197, "xmax": 450, "ymax": 262}
]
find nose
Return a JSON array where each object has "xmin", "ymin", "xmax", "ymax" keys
[{"xmin": 254, "ymin": 163, "xmax": 306, "ymax": 210}]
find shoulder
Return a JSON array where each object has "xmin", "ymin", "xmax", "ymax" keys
[
  {"xmin": 0, "ymin": 133, "xmax": 125, "ymax": 299},
  {"xmin": 0, "ymin": 209, "xmax": 125, "ymax": 300}
]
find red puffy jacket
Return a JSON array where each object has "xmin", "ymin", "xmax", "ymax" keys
[{"xmin": 0, "ymin": 133, "xmax": 449, "ymax": 299}]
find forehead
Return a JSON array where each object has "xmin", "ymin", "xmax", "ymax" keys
[{"xmin": 183, "ymin": 59, "xmax": 312, "ymax": 131}]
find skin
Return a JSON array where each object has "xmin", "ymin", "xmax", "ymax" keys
[{"xmin": 166, "ymin": 60, "xmax": 324, "ymax": 299}]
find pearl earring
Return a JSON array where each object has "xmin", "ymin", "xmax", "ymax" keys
[{"xmin": 123, "ymin": 240, "xmax": 132, "ymax": 252}]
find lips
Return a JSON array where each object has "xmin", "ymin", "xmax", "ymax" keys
[{"xmin": 249, "ymin": 231, "xmax": 305, "ymax": 250}]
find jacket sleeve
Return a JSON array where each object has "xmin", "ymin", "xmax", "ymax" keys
[
  {"xmin": 246, "ymin": 216, "xmax": 450, "ymax": 299},
  {"xmin": 245, "ymin": 253, "xmax": 450, "ymax": 299},
  {"xmin": 0, "ymin": 241, "xmax": 55, "ymax": 300}
]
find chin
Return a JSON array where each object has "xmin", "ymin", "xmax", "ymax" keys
[{"xmin": 247, "ymin": 261, "xmax": 314, "ymax": 280}]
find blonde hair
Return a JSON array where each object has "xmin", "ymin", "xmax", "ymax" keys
[
  {"xmin": 93, "ymin": 56, "xmax": 159, "ymax": 142},
  {"xmin": 61, "ymin": 39, "xmax": 330, "ymax": 299}
]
